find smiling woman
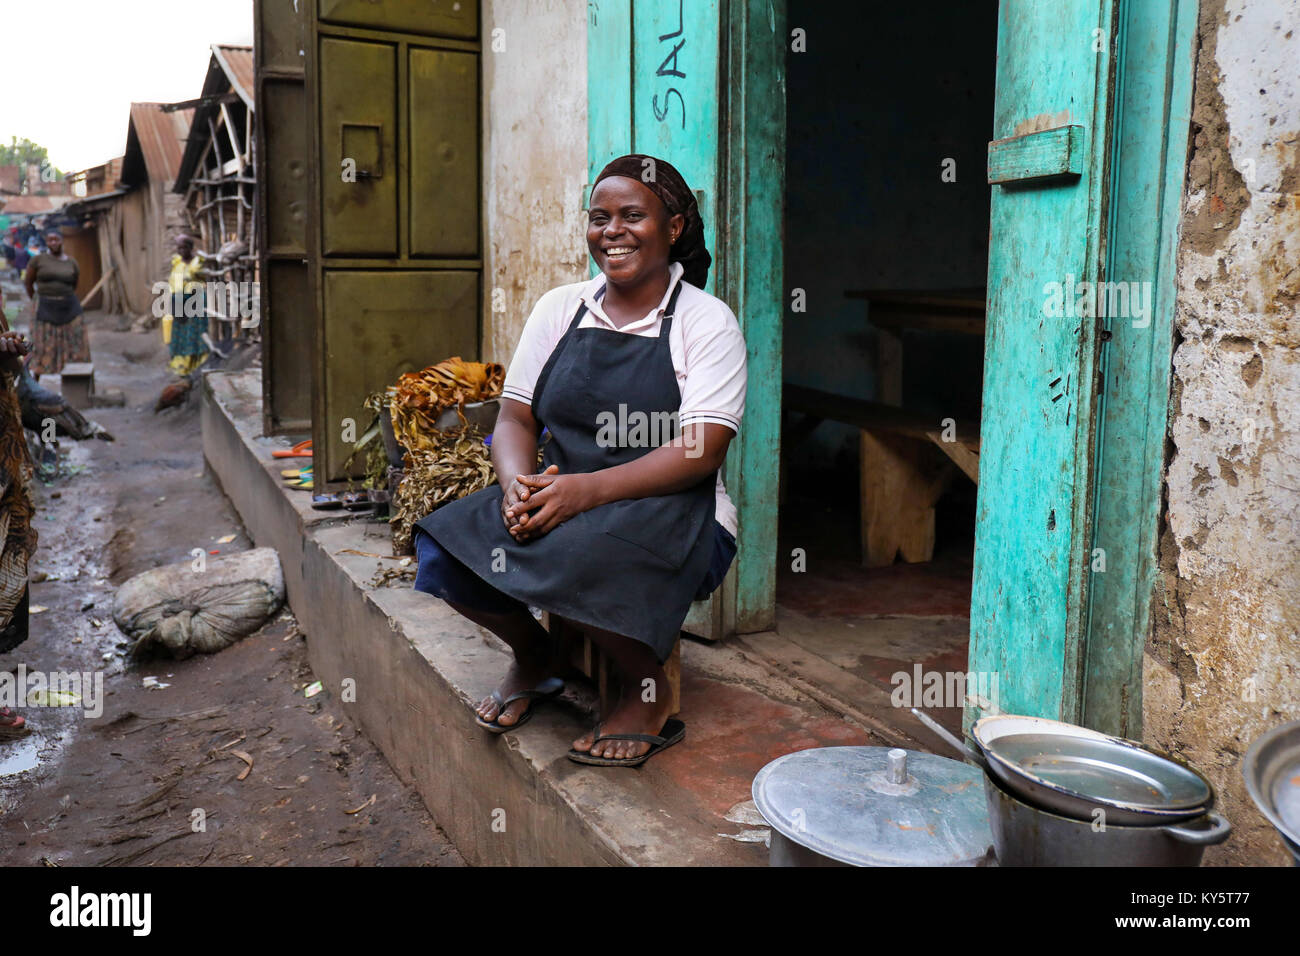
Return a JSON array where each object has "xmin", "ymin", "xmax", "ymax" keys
[{"xmin": 412, "ymin": 154, "xmax": 747, "ymax": 767}]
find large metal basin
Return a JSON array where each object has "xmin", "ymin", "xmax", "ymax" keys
[{"xmin": 985, "ymin": 773, "xmax": 1229, "ymax": 866}]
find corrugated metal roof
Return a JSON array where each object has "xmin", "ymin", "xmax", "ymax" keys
[
  {"xmin": 174, "ymin": 45, "xmax": 256, "ymax": 193},
  {"xmin": 123, "ymin": 103, "xmax": 194, "ymax": 186},
  {"xmin": 213, "ymin": 45, "xmax": 255, "ymax": 109},
  {"xmin": 63, "ymin": 188, "xmax": 129, "ymax": 216}
]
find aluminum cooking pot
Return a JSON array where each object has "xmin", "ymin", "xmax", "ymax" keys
[
  {"xmin": 985, "ymin": 773, "xmax": 1230, "ymax": 866},
  {"xmin": 1241, "ymin": 719, "xmax": 1300, "ymax": 865},
  {"xmin": 972, "ymin": 714, "xmax": 1213, "ymax": 826}
]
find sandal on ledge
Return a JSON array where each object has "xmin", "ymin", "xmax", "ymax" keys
[
  {"xmin": 475, "ymin": 676, "xmax": 564, "ymax": 734},
  {"xmin": 567, "ymin": 718, "xmax": 685, "ymax": 768},
  {"xmin": 272, "ymin": 439, "xmax": 312, "ymax": 459}
]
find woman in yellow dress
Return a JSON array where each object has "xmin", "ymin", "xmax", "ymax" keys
[{"xmin": 163, "ymin": 234, "xmax": 210, "ymax": 376}]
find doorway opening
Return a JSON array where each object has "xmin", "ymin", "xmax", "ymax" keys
[{"xmin": 775, "ymin": 0, "xmax": 998, "ymax": 739}]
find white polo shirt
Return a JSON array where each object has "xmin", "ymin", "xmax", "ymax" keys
[{"xmin": 502, "ymin": 261, "xmax": 747, "ymax": 537}]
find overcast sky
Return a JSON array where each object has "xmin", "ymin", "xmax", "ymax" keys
[{"xmin": 0, "ymin": 0, "xmax": 254, "ymax": 172}]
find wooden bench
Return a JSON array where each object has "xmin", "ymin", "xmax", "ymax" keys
[{"xmin": 784, "ymin": 383, "xmax": 980, "ymax": 567}]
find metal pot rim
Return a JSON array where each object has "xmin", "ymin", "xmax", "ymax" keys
[
  {"xmin": 1241, "ymin": 718, "xmax": 1300, "ymax": 848},
  {"xmin": 973, "ymin": 714, "xmax": 1214, "ymax": 822}
]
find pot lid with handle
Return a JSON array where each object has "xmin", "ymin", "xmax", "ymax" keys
[
  {"xmin": 1242, "ymin": 718, "xmax": 1300, "ymax": 849},
  {"xmin": 972, "ymin": 715, "xmax": 1213, "ymax": 820},
  {"xmin": 752, "ymin": 746, "xmax": 994, "ymax": 867}
]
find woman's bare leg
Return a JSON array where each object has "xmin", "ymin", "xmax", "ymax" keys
[
  {"xmin": 448, "ymin": 600, "xmax": 557, "ymax": 727},
  {"xmin": 570, "ymin": 625, "xmax": 673, "ymax": 761}
]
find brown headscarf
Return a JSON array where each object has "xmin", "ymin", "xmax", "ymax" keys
[{"xmin": 592, "ymin": 154, "xmax": 712, "ymax": 289}]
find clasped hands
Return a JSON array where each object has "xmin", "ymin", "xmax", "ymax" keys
[{"xmin": 500, "ymin": 464, "xmax": 600, "ymax": 541}]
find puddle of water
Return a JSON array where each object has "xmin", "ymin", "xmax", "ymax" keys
[{"xmin": 0, "ymin": 736, "xmax": 41, "ymax": 777}]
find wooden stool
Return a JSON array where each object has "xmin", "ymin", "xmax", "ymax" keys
[
  {"xmin": 545, "ymin": 613, "xmax": 681, "ymax": 717},
  {"xmin": 59, "ymin": 362, "xmax": 95, "ymax": 409}
]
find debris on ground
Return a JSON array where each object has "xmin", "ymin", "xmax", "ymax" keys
[
  {"xmin": 113, "ymin": 547, "xmax": 286, "ymax": 659},
  {"xmin": 369, "ymin": 563, "xmax": 416, "ymax": 588}
]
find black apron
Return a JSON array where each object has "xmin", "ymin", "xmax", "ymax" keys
[{"xmin": 417, "ymin": 279, "xmax": 715, "ymax": 661}]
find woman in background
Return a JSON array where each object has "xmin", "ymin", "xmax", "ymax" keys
[
  {"xmin": 24, "ymin": 229, "xmax": 90, "ymax": 378},
  {"xmin": 162, "ymin": 234, "xmax": 209, "ymax": 376}
]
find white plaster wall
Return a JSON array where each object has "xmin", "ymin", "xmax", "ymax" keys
[
  {"xmin": 1148, "ymin": 0, "xmax": 1300, "ymax": 865},
  {"xmin": 480, "ymin": 0, "xmax": 589, "ymax": 369}
]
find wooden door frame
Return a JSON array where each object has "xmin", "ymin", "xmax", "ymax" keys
[
  {"xmin": 719, "ymin": 0, "xmax": 786, "ymax": 635},
  {"xmin": 1079, "ymin": 0, "xmax": 1199, "ymax": 735}
]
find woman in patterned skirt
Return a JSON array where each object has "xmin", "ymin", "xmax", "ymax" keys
[
  {"xmin": 23, "ymin": 230, "xmax": 91, "ymax": 379},
  {"xmin": 0, "ymin": 288, "xmax": 37, "ymax": 738}
]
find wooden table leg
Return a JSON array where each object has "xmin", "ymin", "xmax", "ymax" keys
[{"xmin": 860, "ymin": 430, "xmax": 952, "ymax": 566}]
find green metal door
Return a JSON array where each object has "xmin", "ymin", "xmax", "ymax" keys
[
  {"xmin": 587, "ymin": 0, "xmax": 784, "ymax": 638},
  {"xmin": 306, "ymin": 1, "xmax": 482, "ymax": 481},
  {"xmin": 255, "ymin": 0, "xmax": 312, "ymax": 434},
  {"xmin": 968, "ymin": 0, "xmax": 1119, "ymax": 727}
]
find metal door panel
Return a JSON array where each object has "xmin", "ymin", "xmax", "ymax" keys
[
  {"xmin": 319, "ymin": 38, "xmax": 398, "ymax": 257},
  {"xmin": 263, "ymin": 80, "xmax": 309, "ymax": 255},
  {"xmin": 318, "ymin": 0, "xmax": 478, "ymax": 39},
  {"xmin": 265, "ymin": 260, "xmax": 313, "ymax": 430},
  {"xmin": 258, "ymin": 0, "xmax": 313, "ymax": 434},
  {"xmin": 409, "ymin": 47, "xmax": 479, "ymax": 257},
  {"xmin": 259, "ymin": 0, "xmax": 306, "ymax": 72},
  {"xmin": 321, "ymin": 270, "xmax": 479, "ymax": 478}
]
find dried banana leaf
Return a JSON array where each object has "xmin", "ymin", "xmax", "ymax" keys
[
  {"xmin": 389, "ymin": 425, "xmax": 495, "ymax": 554},
  {"xmin": 387, "ymin": 357, "xmax": 504, "ymax": 457}
]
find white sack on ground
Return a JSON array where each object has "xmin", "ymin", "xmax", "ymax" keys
[{"xmin": 113, "ymin": 547, "xmax": 286, "ymax": 659}]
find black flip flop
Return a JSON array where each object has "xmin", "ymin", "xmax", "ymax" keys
[
  {"xmin": 311, "ymin": 494, "xmax": 343, "ymax": 511},
  {"xmin": 475, "ymin": 676, "xmax": 565, "ymax": 734},
  {"xmin": 567, "ymin": 718, "xmax": 686, "ymax": 768}
]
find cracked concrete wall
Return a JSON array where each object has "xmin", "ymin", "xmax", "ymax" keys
[
  {"xmin": 1147, "ymin": 0, "xmax": 1300, "ymax": 865},
  {"xmin": 480, "ymin": 0, "xmax": 589, "ymax": 370}
]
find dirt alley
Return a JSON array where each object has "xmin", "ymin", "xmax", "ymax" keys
[{"xmin": 0, "ymin": 294, "xmax": 463, "ymax": 867}]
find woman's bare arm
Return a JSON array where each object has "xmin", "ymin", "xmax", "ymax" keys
[{"xmin": 491, "ymin": 398, "xmax": 543, "ymax": 530}]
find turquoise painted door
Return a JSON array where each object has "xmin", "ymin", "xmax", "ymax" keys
[
  {"xmin": 968, "ymin": 0, "xmax": 1119, "ymax": 727},
  {"xmin": 587, "ymin": 0, "xmax": 720, "ymax": 292}
]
